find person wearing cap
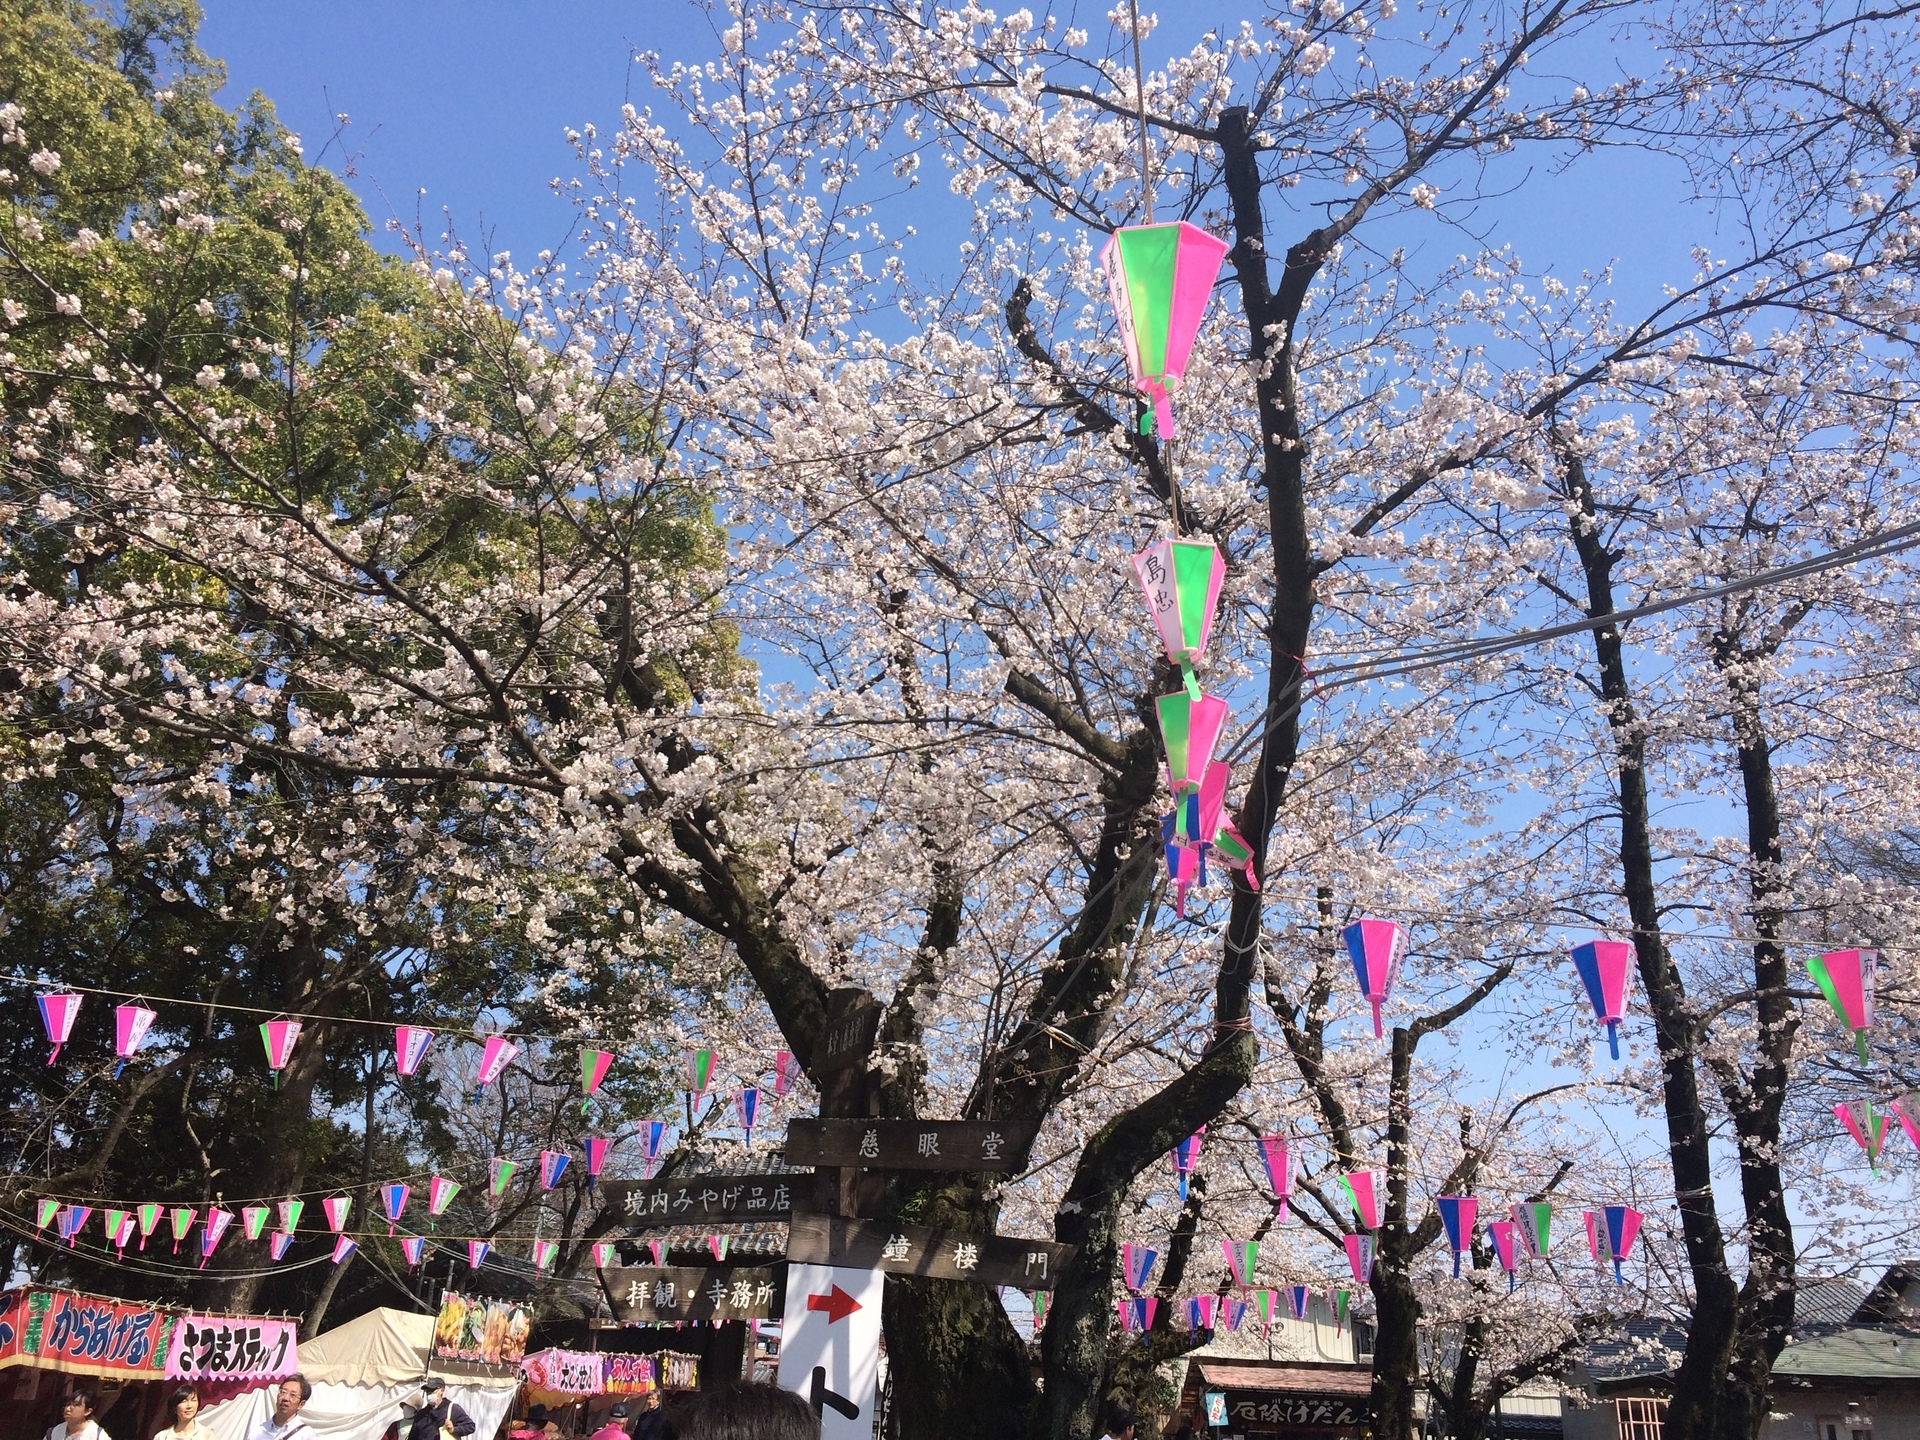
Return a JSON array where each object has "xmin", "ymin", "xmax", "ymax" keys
[
  {"xmin": 404, "ymin": 1379, "xmax": 474, "ymax": 1440},
  {"xmin": 588, "ymin": 1403, "xmax": 633, "ymax": 1440}
]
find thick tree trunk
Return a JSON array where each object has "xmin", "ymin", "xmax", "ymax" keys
[
  {"xmin": 1709, "ymin": 643, "xmax": 1802, "ymax": 1440},
  {"xmin": 1558, "ymin": 444, "xmax": 1737, "ymax": 1440}
]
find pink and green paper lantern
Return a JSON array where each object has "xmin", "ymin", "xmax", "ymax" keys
[
  {"xmin": 259, "ymin": 1019, "xmax": 301, "ymax": 1088},
  {"xmin": 1156, "ymin": 693, "xmax": 1230, "ymax": 847},
  {"xmin": 709, "ymin": 1234, "xmax": 730, "ymax": 1262},
  {"xmin": 489, "ymin": 1157, "xmax": 518, "ymax": 1199},
  {"xmin": 1342, "ymin": 1169, "xmax": 1385, "ymax": 1231},
  {"xmin": 169, "ymin": 1206, "xmax": 196, "ymax": 1254},
  {"xmin": 279, "ymin": 1198, "xmax": 304, "ymax": 1234},
  {"xmin": 1332, "ymin": 1288, "xmax": 1352, "ymax": 1335},
  {"xmin": 1341, "ymin": 919, "xmax": 1406, "ymax": 1039},
  {"xmin": 242, "ymin": 1205, "xmax": 270, "ymax": 1242},
  {"xmin": 532, "ymin": 1240, "xmax": 557, "ymax": 1271},
  {"xmin": 429, "ymin": 1176, "xmax": 460, "ymax": 1220},
  {"xmin": 1132, "ymin": 536, "xmax": 1228, "ymax": 695},
  {"xmin": 1510, "ymin": 1201, "xmax": 1552, "ymax": 1259},
  {"xmin": 1250, "ymin": 1288, "xmax": 1278, "ymax": 1334},
  {"xmin": 111, "ymin": 1213, "xmax": 134, "ymax": 1255},
  {"xmin": 323, "ymin": 1196, "xmax": 351, "ymax": 1233},
  {"xmin": 103, "ymin": 1208, "xmax": 129, "ymax": 1245},
  {"xmin": 137, "ymin": 1202, "xmax": 160, "ymax": 1248},
  {"xmin": 114, "ymin": 1003, "xmax": 156, "ymax": 1077},
  {"xmin": 648, "ymin": 1239, "xmax": 667, "ymax": 1267},
  {"xmin": 35, "ymin": 1198, "xmax": 59, "ymax": 1231},
  {"xmin": 38, "ymin": 993, "xmax": 82, "ymax": 1064},
  {"xmin": 685, "ymin": 1047, "xmax": 715, "ymax": 1105},
  {"xmin": 1808, "ymin": 949, "xmax": 1877, "ymax": 1065},
  {"xmin": 1100, "ymin": 220, "xmax": 1232, "ymax": 439},
  {"xmin": 1222, "ymin": 1239, "xmax": 1259, "ymax": 1289},
  {"xmin": 1570, "ymin": 939, "xmax": 1634, "ymax": 1059},
  {"xmin": 580, "ymin": 1047, "xmax": 614, "ymax": 1114},
  {"xmin": 1837, "ymin": 1099, "xmax": 1888, "ymax": 1174},
  {"xmin": 594, "ymin": 1241, "xmax": 616, "ymax": 1268}
]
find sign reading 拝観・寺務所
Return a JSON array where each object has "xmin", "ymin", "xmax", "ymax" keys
[{"xmin": 601, "ymin": 1266, "xmax": 785, "ymax": 1324}]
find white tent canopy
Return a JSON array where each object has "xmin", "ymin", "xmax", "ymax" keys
[{"xmin": 198, "ymin": 1308, "xmax": 519, "ymax": 1440}]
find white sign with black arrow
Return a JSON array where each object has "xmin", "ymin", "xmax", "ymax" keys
[{"xmin": 775, "ymin": 1262, "xmax": 885, "ymax": 1440}]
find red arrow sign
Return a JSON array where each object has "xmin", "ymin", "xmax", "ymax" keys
[{"xmin": 806, "ymin": 1284, "xmax": 862, "ymax": 1324}]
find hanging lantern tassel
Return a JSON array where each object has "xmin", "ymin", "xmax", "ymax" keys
[
  {"xmin": 38, "ymin": 993, "xmax": 82, "ymax": 1065},
  {"xmin": 1436, "ymin": 1196, "xmax": 1477, "ymax": 1279},
  {"xmin": 1341, "ymin": 919, "xmax": 1407, "ymax": 1040},
  {"xmin": 1570, "ymin": 940, "xmax": 1635, "ymax": 1059},
  {"xmin": 1101, "ymin": 221, "xmax": 1232, "ymax": 440},
  {"xmin": 1807, "ymin": 948, "xmax": 1878, "ymax": 1065},
  {"xmin": 114, "ymin": 1003, "xmax": 157, "ymax": 1078}
]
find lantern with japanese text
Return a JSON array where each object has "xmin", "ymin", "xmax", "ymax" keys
[
  {"xmin": 1808, "ymin": 948, "xmax": 1877, "ymax": 1064},
  {"xmin": 38, "ymin": 992, "xmax": 81, "ymax": 1064},
  {"xmin": 114, "ymin": 1003, "xmax": 156, "ymax": 1077}
]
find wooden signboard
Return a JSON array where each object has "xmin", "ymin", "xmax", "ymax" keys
[
  {"xmin": 601, "ymin": 1173, "xmax": 803, "ymax": 1222},
  {"xmin": 784, "ymin": 1118, "xmax": 1036, "ymax": 1172},
  {"xmin": 816, "ymin": 988, "xmax": 882, "ymax": 1075},
  {"xmin": 601, "ymin": 1265, "xmax": 785, "ymax": 1324},
  {"xmin": 786, "ymin": 1212, "xmax": 1074, "ymax": 1289}
]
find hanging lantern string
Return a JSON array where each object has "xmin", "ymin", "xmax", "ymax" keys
[
  {"xmin": 1127, "ymin": 0, "xmax": 1153, "ymax": 225},
  {"xmin": 0, "ymin": 970, "xmax": 785, "ymax": 1073}
]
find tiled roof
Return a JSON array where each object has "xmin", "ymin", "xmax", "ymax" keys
[
  {"xmin": 1775, "ymin": 1328, "xmax": 1920, "ymax": 1380},
  {"xmin": 616, "ymin": 1220, "xmax": 789, "ymax": 1259}
]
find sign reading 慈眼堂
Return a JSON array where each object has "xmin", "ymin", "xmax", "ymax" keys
[
  {"xmin": 786, "ymin": 1213, "xmax": 1073, "ymax": 1289},
  {"xmin": 601, "ymin": 1266, "xmax": 785, "ymax": 1323},
  {"xmin": 783, "ymin": 1119, "xmax": 1036, "ymax": 1172},
  {"xmin": 600, "ymin": 1173, "xmax": 803, "ymax": 1221}
]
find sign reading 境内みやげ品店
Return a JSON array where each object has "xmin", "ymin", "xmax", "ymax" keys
[{"xmin": 600, "ymin": 1174, "xmax": 802, "ymax": 1221}]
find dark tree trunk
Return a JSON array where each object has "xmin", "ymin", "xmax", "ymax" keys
[{"xmin": 1557, "ymin": 442, "xmax": 1738, "ymax": 1440}]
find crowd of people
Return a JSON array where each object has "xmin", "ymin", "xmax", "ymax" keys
[{"xmin": 40, "ymin": 1377, "xmax": 820, "ymax": 1440}]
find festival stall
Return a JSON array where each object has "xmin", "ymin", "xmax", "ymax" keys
[
  {"xmin": 0, "ymin": 1285, "xmax": 298, "ymax": 1438},
  {"xmin": 197, "ymin": 1306, "xmax": 519, "ymax": 1440}
]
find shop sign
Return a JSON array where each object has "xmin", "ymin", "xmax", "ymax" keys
[
  {"xmin": 166, "ymin": 1314, "xmax": 299, "ymax": 1382},
  {"xmin": 1227, "ymin": 1392, "xmax": 1367, "ymax": 1428},
  {"xmin": 0, "ymin": 1287, "xmax": 174, "ymax": 1378},
  {"xmin": 432, "ymin": 1292, "xmax": 533, "ymax": 1365},
  {"xmin": 602, "ymin": 1354, "xmax": 657, "ymax": 1394},
  {"xmin": 522, "ymin": 1347, "xmax": 603, "ymax": 1395}
]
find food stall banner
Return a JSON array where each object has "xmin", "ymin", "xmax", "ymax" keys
[
  {"xmin": 601, "ymin": 1354, "xmax": 657, "ymax": 1395},
  {"xmin": 165, "ymin": 1313, "xmax": 299, "ymax": 1382},
  {"xmin": 431, "ymin": 1292, "xmax": 532, "ymax": 1365},
  {"xmin": 521, "ymin": 1347, "xmax": 603, "ymax": 1395},
  {"xmin": 0, "ymin": 1286, "xmax": 176, "ymax": 1379}
]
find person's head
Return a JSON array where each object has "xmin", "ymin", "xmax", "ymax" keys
[
  {"xmin": 643, "ymin": 1391, "xmax": 661, "ymax": 1411},
  {"xmin": 1101, "ymin": 1397, "xmax": 1137, "ymax": 1440},
  {"xmin": 524, "ymin": 1404, "xmax": 549, "ymax": 1427},
  {"xmin": 60, "ymin": 1388, "xmax": 96, "ymax": 1428},
  {"xmin": 608, "ymin": 1404, "xmax": 629, "ymax": 1420},
  {"xmin": 422, "ymin": 1380, "xmax": 448, "ymax": 1406},
  {"xmin": 274, "ymin": 1374, "xmax": 312, "ymax": 1423},
  {"xmin": 169, "ymin": 1385, "xmax": 201, "ymax": 1425},
  {"xmin": 668, "ymin": 1383, "xmax": 819, "ymax": 1440}
]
